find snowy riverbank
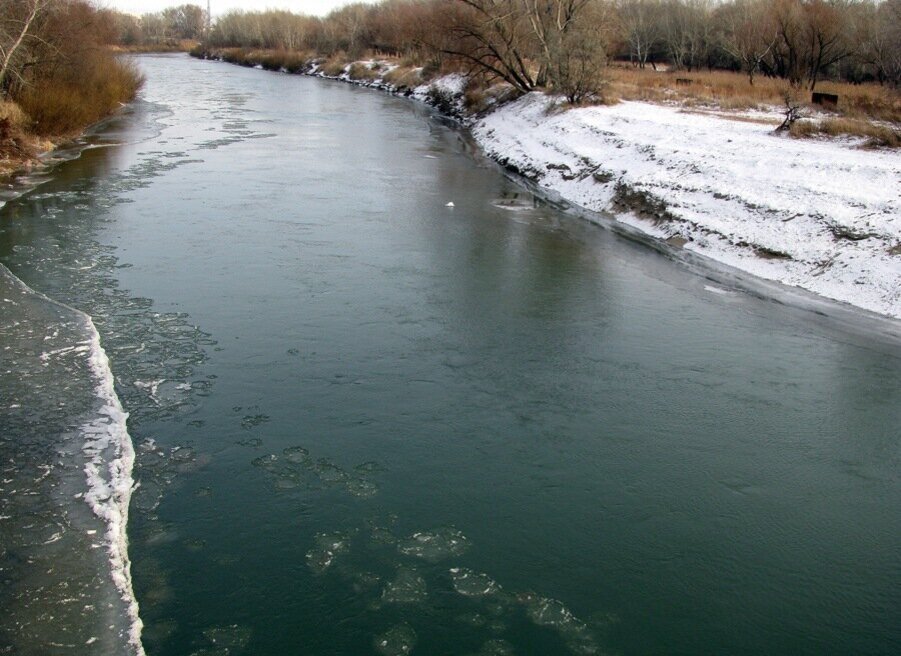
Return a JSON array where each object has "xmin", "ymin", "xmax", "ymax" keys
[
  {"xmin": 212, "ymin": 53, "xmax": 901, "ymax": 320},
  {"xmin": 471, "ymin": 94, "xmax": 900, "ymax": 320}
]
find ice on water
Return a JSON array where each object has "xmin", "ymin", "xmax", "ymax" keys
[
  {"xmin": 306, "ymin": 531, "xmax": 351, "ymax": 575},
  {"xmin": 519, "ymin": 593, "xmax": 599, "ymax": 655},
  {"xmin": 380, "ymin": 566, "xmax": 428, "ymax": 605},
  {"xmin": 398, "ymin": 527, "xmax": 470, "ymax": 562},
  {"xmin": 250, "ymin": 444, "xmax": 382, "ymax": 499},
  {"xmin": 374, "ymin": 623, "xmax": 417, "ymax": 656},
  {"xmin": 450, "ymin": 568, "xmax": 502, "ymax": 598}
]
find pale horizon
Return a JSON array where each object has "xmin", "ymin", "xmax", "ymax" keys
[{"xmin": 104, "ymin": 0, "xmax": 376, "ymax": 18}]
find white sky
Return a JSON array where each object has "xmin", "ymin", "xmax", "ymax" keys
[{"xmin": 103, "ymin": 1, "xmax": 375, "ymax": 17}]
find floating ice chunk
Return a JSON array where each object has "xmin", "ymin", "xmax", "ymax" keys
[
  {"xmin": 355, "ymin": 461, "xmax": 383, "ymax": 474},
  {"xmin": 369, "ymin": 525, "xmax": 397, "ymax": 545},
  {"xmin": 282, "ymin": 446, "xmax": 310, "ymax": 464},
  {"xmin": 251, "ymin": 454, "xmax": 278, "ymax": 470},
  {"xmin": 240, "ymin": 413, "xmax": 270, "ymax": 429},
  {"xmin": 518, "ymin": 593, "xmax": 599, "ymax": 655},
  {"xmin": 345, "ymin": 478, "xmax": 378, "ymax": 499},
  {"xmin": 374, "ymin": 623, "xmax": 417, "ymax": 656},
  {"xmin": 275, "ymin": 473, "xmax": 300, "ymax": 490},
  {"xmin": 450, "ymin": 568, "xmax": 501, "ymax": 598},
  {"xmin": 398, "ymin": 527, "xmax": 470, "ymax": 562},
  {"xmin": 381, "ymin": 567, "xmax": 427, "ymax": 605},
  {"xmin": 445, "ymin": 201, "xmax": 455, "ymax": 207},
  {"xmin": 313, "ymin": 459, "xmax": 348, "ymax": 484},
  {"xmin": 306, "ymin": 532, "xmax": 350, "ymax": 575}
]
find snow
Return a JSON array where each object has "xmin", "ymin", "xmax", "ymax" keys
[
  {"xmin": 472, "ymin": 94, "xmax": 900, "ymax": 319},
  {"xmin": 220, "ymin": 51, "xmax": 900, "ymax": 320}
]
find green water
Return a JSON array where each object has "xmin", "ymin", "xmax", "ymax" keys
[{"xmin": 1, "ymin": 54, "xmax": 899, "ymax": 656}]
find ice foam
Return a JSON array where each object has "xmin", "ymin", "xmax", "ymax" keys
[{"xmin": 81, "ymin": 312, "xmax": 146, "ymax": 655}]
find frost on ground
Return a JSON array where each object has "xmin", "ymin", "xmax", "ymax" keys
[{"xmin": 473, "ymin": 94, "xmax": 901, "ymax": 319}]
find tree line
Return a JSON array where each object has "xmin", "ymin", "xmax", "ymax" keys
[{"xmin": 101, "ymin": 0, "xmax": 901, "ymax": 100}]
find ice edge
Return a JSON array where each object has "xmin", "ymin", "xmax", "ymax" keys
[
  {"xmin": 0, "ymin": 264, "xmax": 145, "ymax": 655},
  {"xmin": 82, "ymin": 315, "xmax": 145, "ymax": 656}
]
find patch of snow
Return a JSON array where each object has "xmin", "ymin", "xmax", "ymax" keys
[{"xmin": 473, "ymin": 93, "xmax": 901, "ymax": 319}]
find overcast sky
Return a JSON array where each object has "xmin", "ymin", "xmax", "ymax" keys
[{"xmin": 104, "ymin": 1, "xmax": 375, "ymax": 17}]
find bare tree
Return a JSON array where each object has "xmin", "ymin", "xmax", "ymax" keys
[
  {"xmin": 618, "ymin": 0, "xmax": 662, "ymax": 69},
  {"xmin": 718, "ymin": 0, "xmax": 777, "ymax": 84},
  {"xmin": 0, "ymin": 0, "xmax": 55, "ymax": 97},
  {"xmin": 802, "ymin": 0, "xmax": 853, "ymax": 90},
  {"xmin": 439, "ymin": 0, "xmax": 540, "ymax": 94}
]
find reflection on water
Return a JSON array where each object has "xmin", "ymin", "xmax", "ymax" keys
[{"xmin": 1, "ymin": 54, "xmax": 899, "ymax": 656}]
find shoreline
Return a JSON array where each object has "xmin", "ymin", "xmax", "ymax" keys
[{"xmin": 194, "ymin": 51, "xmax": 900, "ymax": 324}]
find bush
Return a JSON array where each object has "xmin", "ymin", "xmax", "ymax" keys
[{"xmin": 17, "ymin": 54, "xmax": 143, "ymax": 137}]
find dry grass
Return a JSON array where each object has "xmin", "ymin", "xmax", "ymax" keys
[
  {"xmin": 0, "ymin": 100, "xmax": 37, "ymax": 170},
  {"xmin": 209, "ymin": 48, "xmax": 313, "ymax": 73},
  {"xmin": 320, "ymin": 53, "xmax": 350, "ymax": 77},
  {"xmin": 790, "ymin": 117, "xmax": 900, "ymax": 148},
  {"xmin": 17, "ymin": 54, "xmax": 144, "ymax": 137},
  {"xmin": 0, "ymin": 101, "xmax": 29, "ymax": 131},
  {"xmin": 382, "ymin": 65, "xmax": 422, "ymax": 89},
  {"xmin": 346, "ymin": 62, "xmax": 380, "ymax": 81},
  {"xmin": 608, "ymin": 65, "xmax": 901, "ymax": 123}
]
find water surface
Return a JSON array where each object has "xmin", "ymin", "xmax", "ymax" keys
[{"xmin": 1, "ymin": 54, "xmax": 899, "ymax": 656}]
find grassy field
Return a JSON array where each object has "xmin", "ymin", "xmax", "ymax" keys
[{"xmin": 607, "ymin": 65, "xmax": 901, "ymax": 123}]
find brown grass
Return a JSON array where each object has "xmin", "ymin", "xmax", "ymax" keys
[
  {"xmin": 790, "ymin": 118, "xmax": 900, "ymax": 148},
  {"xmin": 17, "ymin": 54, "xmax": 144, "ymax": 137},
  {"xmin": 382, "ymin": 65, "xmax": 422, "ymax": 89},
  {"xmin": 208, "ymin": 48, "xmax": 313, "ymax": 73},
  {"xmin": 320, "ymin": 53, "xmax": 350, "ymax": 77},
  {"xmin": 347, "ymin": 62, "xmax": 380, "ymax": 81},
  {"xmin": 608, "ymin": 65, "xmax": 901, "ymax": 123}
]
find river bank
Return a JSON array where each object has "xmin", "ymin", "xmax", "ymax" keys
[{"xmin": 195, "ymin": 50, "xmax": 900, "ymax": 321}]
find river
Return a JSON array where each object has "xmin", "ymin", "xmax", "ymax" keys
[{"xmin": 1, "ymin": 53, "xmax": 899, "ymax": 656}]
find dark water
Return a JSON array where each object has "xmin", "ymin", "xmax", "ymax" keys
[{"xmin": 1, "ymin": 54, "xmax": 899, "ymax": 656}]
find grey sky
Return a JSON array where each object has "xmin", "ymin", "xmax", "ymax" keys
[{"xmin": 104, "ymin": 1, "xmax": 375, "ymax": 17}]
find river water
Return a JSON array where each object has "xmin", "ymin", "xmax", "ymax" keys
[{"xmin": 1, "ymin": 54, "xmax": 899, "ymax": 656}]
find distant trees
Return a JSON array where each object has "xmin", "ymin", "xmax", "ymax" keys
[
  {"xmin": 104, "ymin": 3, "xmax": 207, "ymax": 47},
  {"xmin": 158, "ymin": 0, "xmax": 900, "ymax": 93}
]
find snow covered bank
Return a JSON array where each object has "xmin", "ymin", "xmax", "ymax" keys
[
  {"xmin": 203, "ymin": 51, "xmax": 900, "ymax": 320},
  {"xmin": 472, "ymin": 94, "xmax": 900, "ymax": 319}
]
